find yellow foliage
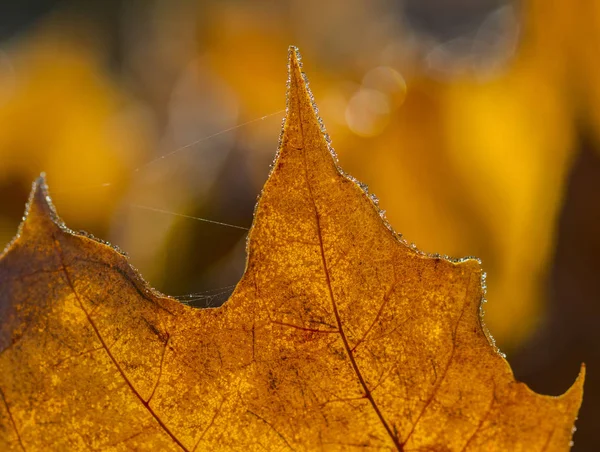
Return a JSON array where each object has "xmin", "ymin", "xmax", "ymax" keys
[{"xmin": 0, "ymin": 25, "xmax": 148, "ymax": 235}]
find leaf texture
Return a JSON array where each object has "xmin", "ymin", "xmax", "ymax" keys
[{"xmin": 0, "ymin": 47, "xmax": 584, "ymax": 451}]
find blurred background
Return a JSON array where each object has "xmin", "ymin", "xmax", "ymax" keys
[{"xmin": 0, "ymin": 0, "xmax": 598, "ymax": 449}]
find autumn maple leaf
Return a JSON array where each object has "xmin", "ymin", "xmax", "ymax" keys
[{"xmin": 0, "ymin": 47, "xmax": 583, "ymax": 451}]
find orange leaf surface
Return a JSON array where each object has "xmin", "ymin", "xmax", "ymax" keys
[{"xmin": 0, "ymin": 48, "xmax": 584, "ymax": 451}]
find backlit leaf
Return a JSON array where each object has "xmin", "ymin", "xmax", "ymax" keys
[{"xmin": 0, "ymin": 48, "xmax": 583, "ymax": 451}]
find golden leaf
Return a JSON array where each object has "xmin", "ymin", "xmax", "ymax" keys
[{"xmin": 0, "ymin": 48, "xmax": 583, "ymax": 451}]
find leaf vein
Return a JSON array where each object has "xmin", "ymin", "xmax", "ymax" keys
[
  {"xmin": 54, "ymin": 236, "xmax": 189, "ymax": 452},
  {"xmin": 293, "ymin": 68, "xmax": 403, "ymax": 452}
]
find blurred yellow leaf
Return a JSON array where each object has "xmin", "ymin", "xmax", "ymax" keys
[
  {"xmin": 0, "ymin": 23, "xmax": 149, "ymax": 233},
  {"xmin": 0, "ymin": 48, "xmax": 583, "ymax": 452},
  {"xmin": 344, "ymin": 56, "xmax": 575, "ymax": 346}
]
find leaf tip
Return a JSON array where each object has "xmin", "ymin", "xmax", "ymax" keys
[
  {"xmin": 566, "ymin": 363, "xmax": 586, "ymax": 432},
  {"xmin": 555, "ymin": 362, "xmax": 586, "ymax": 424},
  {"xmin": 574, "ymin": 362, "xmax": 586, "ymax": 393},
  {"xmin": 287, "ymin": 45, "xmax": 301, "ymax": 69},
  {"xmin": 30, "ymin": 172, "xmax": 54, "ymax": 211},
  {"xmin": 1, "ymin": 174, "xmax": 61, "ymax": 258},
  {"xmin": 286, "ymin": 45, "xmax": 305, "ymax": 98},
  {"xmin": 23, "ymin": 173, "xmax": 62, "ymax": 232}
]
